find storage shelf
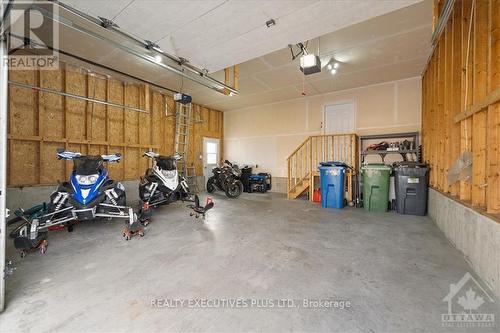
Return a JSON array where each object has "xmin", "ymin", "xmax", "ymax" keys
[
  {"xmin": 360, "ymin": 149, "xmax": 419, "ymax": 155},
  {"xmin": 357, "ymin": 132, "xmax": 421, "ymax": 206}
]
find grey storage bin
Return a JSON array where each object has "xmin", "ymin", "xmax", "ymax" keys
[{"xmin": 394, "ymin": 162, "xmax": 429, "ymax": 216}]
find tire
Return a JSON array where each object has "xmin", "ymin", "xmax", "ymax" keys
[
  {"xmin": 206, "ymin": 177, "xmax": 216, "ymax": 193},
  {"xmin": 225, "ymin": 180, "xmax": 243, "ymax": 198}
]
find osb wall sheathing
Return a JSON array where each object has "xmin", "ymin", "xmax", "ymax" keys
[
  {"xmin": 422, "ymin": 0, "xmax": 499, "ymax": 216},
  {"xmin": 7, "ymin": 62, "xmax": 224, "ymax": 187}
]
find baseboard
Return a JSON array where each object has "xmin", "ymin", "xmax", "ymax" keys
[{"xmin": 269, "ymin": 176, "xmax": 287, "ymax": 194}]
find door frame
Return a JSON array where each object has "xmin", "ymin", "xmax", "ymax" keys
[
  {"xmin": 0, "ymin": 18, "xmax": 8, "ymax": 312},
  {"xmin": 322, "ymin": 100, "xmax": 357, "ymax": 135},
  {"xmin": 202, "ymin": 137, "xmax": 221, "ymax": 181}
]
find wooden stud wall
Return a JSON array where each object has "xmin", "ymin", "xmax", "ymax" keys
[
  {"xmin": 422, "ymin": 0, "xmax": 500, "ymax": 216},
  {"xmin": 7, "ymin": 62, "xmax": 224, "ymax": 186}
]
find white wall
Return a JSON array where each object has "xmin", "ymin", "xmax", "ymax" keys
[{"xmin": 224, "ymin": 77, "xmax": 422, "ymax": 178}]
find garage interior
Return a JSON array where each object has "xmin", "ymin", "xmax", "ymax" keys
[{"xmin": 0, "ymin": 0, "xmax": 499, "ymax": 332}]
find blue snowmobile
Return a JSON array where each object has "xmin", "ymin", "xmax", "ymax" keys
[{"xmin": 9, "ymin": 149, "xmax": 142, "ymax": 254}]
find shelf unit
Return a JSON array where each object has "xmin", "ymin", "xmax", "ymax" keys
[{"xmin": 359, "ymin": 132, "xmax": 420, "ymax": 164}]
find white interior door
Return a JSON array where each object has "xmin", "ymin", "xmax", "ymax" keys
[
  {"xmin": 324, "ymin": 102, "xmax": 356, "ymax": 134},
  {"xmin": 203, "ymin": 137, "xmax": 220, "ymax": 181}
]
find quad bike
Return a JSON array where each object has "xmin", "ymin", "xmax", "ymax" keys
[
  {"xmin": 138, "ymin": 151, "xmax": 192, "ymax": 223},
  {"xmin": 187, "ymin": 195, "xmax": 214, "ymax": 219},
  {"xmin": 206, "ymin": 160, "xmax": 244, "ymax": 198},
  {"xmin": 8, "ymin": 149, "xmax": 143, "ymax": 246}
]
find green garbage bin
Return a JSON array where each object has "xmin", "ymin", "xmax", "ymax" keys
[{"xmin": 361, "ymin": 164, "xmax": 391, "ymax": 212}]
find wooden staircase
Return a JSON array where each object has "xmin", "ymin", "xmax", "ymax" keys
[
  {"xmin": 288, "ymin": 174, "xmax": 311, "ymax": 199},
  {"xmin": 287, "ymin": 134, "xmax": 358, "ymax": 200}
]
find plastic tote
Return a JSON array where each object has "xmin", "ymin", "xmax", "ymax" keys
[
  {"xmin": 361, "ymin": 164, "xmax": 391, "ymax": 212},
  {"xmin": 318, "ymin": 162, "xmax": 346, "ymax": 209},
  {"xmin": 394, "ymin": 162, "xmax": 429, "ymax": 216}
]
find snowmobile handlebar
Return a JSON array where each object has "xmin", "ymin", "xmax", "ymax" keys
[
  {"xmin": 143, "ymin": 151, "xmax": 182, "ymax": 161},
  {"xmin": 56, "ymin": 149, "xmax": 121, "ymax": 162},
  {"xmin": 101, "ymin": 154, "xmax": 122, "ymax": 163},
  {"xmin": 57, "ymin": 149, "xmax": 81, "ymax": 160},
  {"xmin": 143, "ymin": 151, "xmax": 160, "ymax": 159}
]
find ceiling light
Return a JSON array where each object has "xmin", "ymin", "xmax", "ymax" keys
[
  {"xmin": 154, "ymin": 55, "xmax": 162, "ymax": 63},
  {"xmin": 333, "ymin": 62, "xmax": 339, "ymax": 69},
  {"xmin": 327, "ymin": 64, "xmax": 332, "ymax": 70},
  {"xmin": 330, "ymin": 69, "xmax": 337, "ymax": 75}
]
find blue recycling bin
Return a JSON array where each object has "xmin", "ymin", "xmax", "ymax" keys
[{"xmin": 319, "ymin": 162, "xmax": 346, "ymax": 209}]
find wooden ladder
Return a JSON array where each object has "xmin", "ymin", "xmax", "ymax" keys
[{"xmin": 174, "ymin": 102, "xmax": 199, "ymax": 193}]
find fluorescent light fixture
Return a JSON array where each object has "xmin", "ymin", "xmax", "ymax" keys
[{"xmin": 299, "ymin": 54, "xmax": 321, "ymax": 75}]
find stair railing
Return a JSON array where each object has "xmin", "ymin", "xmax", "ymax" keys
[
  {"xmin": 287, "ymin": 137, "xmax": 312, "ymax": 196},
  {"xmin": 287, "ymin": 134, "xmax": 358, "ymax": 199}
]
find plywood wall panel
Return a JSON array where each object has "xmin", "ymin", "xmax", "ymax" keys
[
  {"xmin": 9, "ymin": 141, "xmax": 38, "ymax": 186},
  {"xmin": 88, "ymin": 145, "xmax": 108, "ymax": 156},
  {"xmin": 139, "ymin": 153, "xmax": 149, "ymax": 177},
  {"xmin": 8, "ymin": 70, "xmax": 37, "ymax": 136},
  {"xmin": 138, "ymin": 85, "xmax": 151, "ymax": 146},
  {"xmin": 108, "ymin": 79, "xmax": 125, "ymax": 145},
  {"xmin": 65, "ymin": 66, "xmax": 87, "ymax": 140},
  {"xmin": 151, "ymin": 91, "xmax": 163, "ymax": 149},
  {"xmin": 201, "ymin": 107, "xmax": 210, "ymax": 132},
  {"xmin": 8, "ymin": 61, "xmax": 224, "ymax": 187},
  {"xmin": 164, "ymin": 96, "xmax": 176, "ymax": 155},
  {"xmin": 124, "ymin": 147, "xmax": 140, "ymax": 179},
  {"xmin": 40, "ymin": 70, "xmax": 64, "ymax": 138},
  {"xmin": 88, "ymin": 75, "xmax": 107, "ymax": 142},
  {"xmin": 40, "ymin": 142, "xmax": 65, "ymax": 184},
  {"xmin": 124, "ymin": 84, "xmax": 139, "ymax": 144},
  {"xmin": 423, "ymin": 0, "xmax": 499, "ymax": 216},
  {"xmin": 107, "ymin": 146, "xmax": 125, "ymax": 181}
]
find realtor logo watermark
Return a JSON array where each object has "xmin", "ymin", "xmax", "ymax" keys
[
  {"xmin": 442, "ymin": 272, "xmax": 496, "ymax": 328},
  {"xmin": 3, "ymin": 1, "xmax": 59, "ymax": 70}
]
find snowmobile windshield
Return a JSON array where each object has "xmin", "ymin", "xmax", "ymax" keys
[
  {"xmin": 156, "ymin": 156, "xmax": 176, "ymax": 171},
  {"xmin": 73, "ymin": 156, "xmax": 104, "ymax": 175}
]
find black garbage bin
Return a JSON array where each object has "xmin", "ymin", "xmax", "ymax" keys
[{"xmin": 394, "ymin": 162, "xmax": 429, "ymax": 216}]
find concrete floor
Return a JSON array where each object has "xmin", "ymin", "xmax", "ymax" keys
[{"xmin": 2, "ymin": 192, "xmax": 498, "ymax": 332}]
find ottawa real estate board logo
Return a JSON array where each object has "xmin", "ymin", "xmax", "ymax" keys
[
  {"xmin": 4, "ymin": 1, "xmax": 59, "ymax": 70},
  {"xmin": 442, "ymin": 272, "xmax": 496, "ymax": 328}
]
